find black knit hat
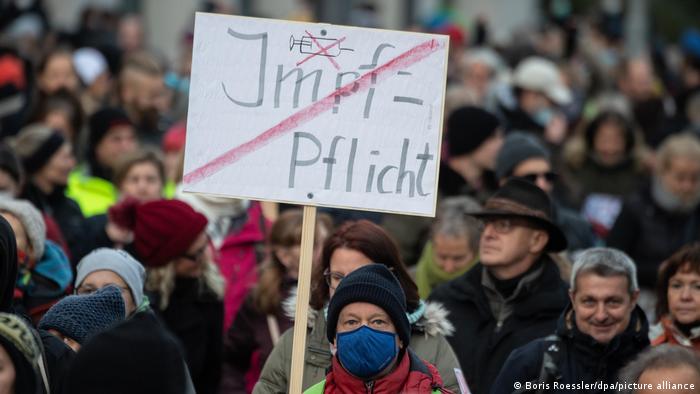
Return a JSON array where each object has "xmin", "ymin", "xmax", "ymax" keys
[
  {"xmin": 88, "ymin": 107, "xmax": 132, "ymax": 152},
  {"xmin": 326, "ymin": 264, "xmax": 411, "ymax": 346},
  {"xmin": 495, "ymin": 132, "xmax": 550, "ymax": 180},
  {"xmin": 447, "ymin": 106, "xmax": 500, "ymax": 156},
  {"xmin": 469, "ymin": 178, "xmax": 567, "ymax": 252}
]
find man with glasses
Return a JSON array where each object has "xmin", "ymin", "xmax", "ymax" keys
[
  {"xmin": 495, "ymin": 132, "xmax": 597, "ymax": 253},
  {"xmin": 429, "ymin": 178, "xmax": 570, "ymax": 394}
]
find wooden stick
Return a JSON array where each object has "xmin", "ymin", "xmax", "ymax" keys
[{"xmin": 289, "ymin": 205, "xmax": 317, "ymax": 393}]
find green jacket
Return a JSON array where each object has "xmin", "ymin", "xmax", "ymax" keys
[
  {"xmin": 66, "ymin": 167, "xmax": 117, "ymax": 217},
  {"xmin": 253, "ymin": 300, "xmax": 460, "ymax": 393}
]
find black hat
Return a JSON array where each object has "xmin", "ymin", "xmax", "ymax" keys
[
  {"xmin": 88, "ymin": 107, "xmax": 132, "ymax": 152},
  {"xmin": 469, "ymin": 178, "xmax": 567, "ymax": 252},
  {"xmin": 326, "ymin": 264, "xmax": 411, "ymax": 347},
  {"xmin": 495, "ymin": 132, "xmax": 550, "ymax": 180},
  {"xmin": 447, "ymin": 106, "xmax": 500, "ymax": 156}
]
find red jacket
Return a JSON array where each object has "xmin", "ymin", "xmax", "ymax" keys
[
  {"xmin": 651, "ymin": 316, "xmax": 700, "ymax": 352},
  {"xmin": 317, "ymin": 348, "xmax": 450, "ymax": 394}
]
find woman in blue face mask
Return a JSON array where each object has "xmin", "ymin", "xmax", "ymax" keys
[{"xmin": 304, "ymin": 264, "xmax": 451, "ymax": 393}]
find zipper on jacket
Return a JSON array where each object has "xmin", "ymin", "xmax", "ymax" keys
[{"xmin": 365, "ymin": 380, "xmax": 375, "ymax": 393}]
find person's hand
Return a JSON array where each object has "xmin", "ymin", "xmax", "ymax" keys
[
  {"xmin": 106, "ymin": 221, "xmax": 133, "ymax": 246},
  {"xmin": 544, "ymin": 112, "xmax": 568, "ymax": 145}
]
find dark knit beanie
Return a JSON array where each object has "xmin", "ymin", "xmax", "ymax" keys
[
  {"xmin": 495, "ymin": 132, "xmax": 550, "ymax": 180},
  {"xmin": 39, "ymin": 286, "xmax": 125, "ymax": 344},
  {"xmin": 108, "ymin": 198, "xmax": 208, "ymax": 267},
  {"xmin": 0, "ymin": 144, "xmax": 22, "ymax": 186},
  {"xmin": 88, "ymin": 107, "xmax": 132, "ymax": 148},
  {"xmin": 447, "ymin": 106, "xmax": 500, "ymax": 156},
  {"xmin": 66, "ymin": 312, "xmax": 188, "ymax": 394},
  {"xmin": 21, "ymin": 130, "xmax": 65, "ymax": 174},
  {"xmin": 326, "ymin": 264, "xmax": 411, "ymax": 346}
]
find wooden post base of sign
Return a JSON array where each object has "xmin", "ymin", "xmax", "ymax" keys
[{"xmin": 289, "ymin": 205, "xmax": 317, "ymax": 393}]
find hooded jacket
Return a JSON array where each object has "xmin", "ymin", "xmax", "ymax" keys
[
  {"xmin": 304, "ymin": 348, "xmax": 449, "ymax": 394},
  {"xmin": 490, "ymin": 304, "xmax": 650, "ymax": 394},
  {"xmin": 253, "ymin": 295, "xmax": 460, "ymax": 393},
  {"xmin": 428, "ymin": 257, "xmax": 569, "ymax": 394}
]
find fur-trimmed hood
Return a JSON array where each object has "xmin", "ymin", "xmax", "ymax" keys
[{"xmin": 282, "ymin": 287, "xmax": 455, "ymax": 337}]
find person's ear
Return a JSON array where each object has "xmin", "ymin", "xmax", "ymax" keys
[
  {"xmin": 568, "ymin": 289, "xmax": 575, "ymax": 306},
  {"xmin": 629, "ymin": 289, "xmax": 640, "ymax": 309},
  {"xmin": 528, "ymin": 230, "xmax": 549, "ymax": 253},
  {"xmin": 275, "ymin": 248, "xmax": 291, "ymax": 267}
]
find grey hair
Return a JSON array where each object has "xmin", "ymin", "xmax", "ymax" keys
[
  {"xmin": 570, "ymin": 247, "xmax": 639, "ymax": 294},
  {"xmin": 617, "ymin": 345, "xmax": 700, "ymax": 393},
  {"xmin": 432, "ymin": 196, "xmax": 482, "ymax": 252}
]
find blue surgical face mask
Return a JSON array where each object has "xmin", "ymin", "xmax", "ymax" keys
[
  {"xmin": 336, "ymin": 325, "xmax": 399, "ymax": 379},
  {"xmin": 532, "ymin": 107, "xmax": 554, "ymax": 127}
]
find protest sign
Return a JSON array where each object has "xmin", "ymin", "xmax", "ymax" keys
[{"xmin": 182, "ymin": 12, "xmax": 449, "ymax": 217}]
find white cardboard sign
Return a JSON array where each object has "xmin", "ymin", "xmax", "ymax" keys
[{"xmin": 183, "ymin": 12, "xmax": 449, "ymax": 216}]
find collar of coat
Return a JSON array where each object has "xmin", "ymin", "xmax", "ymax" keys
[
  {"xmin": 435, "ymin": 254, "xmax": 569, "ymax": 321},
  {"xmin": 282, "ymin": 288, "xmax": 455, "ymax": 337}
]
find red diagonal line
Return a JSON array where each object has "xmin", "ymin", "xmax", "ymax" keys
[
  {"xmin": 184, "ymin": 38, "xmax": 441, "ymax": 185},
  {"xmin": 295, "ymin": 33, "xmax": 345, "ymax": 69}
]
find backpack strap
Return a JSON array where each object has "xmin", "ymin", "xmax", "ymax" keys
[
  {"xmin": 514, "ymin": 335, "xmax": 564, "ymax": 394},
  {"xmin": 537, "ymin": 335, "xmax": 564, "ymax": 390}
]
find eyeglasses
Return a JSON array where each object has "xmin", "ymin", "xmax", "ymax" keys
[
  {"xmin": 516, "ymin": 172, "xmax": 558, "ymax": 184},
  {"xmin": 181, "ymin": 245, "xmax": 207, "ymax": 263},
  {"xmin": 323, "ymin": 269, "xmax": 345, "ymax": 290},
  {"xmin": 76, "ymin": 284, "xmax": 130, "ymax": 297},
  {"xmin": 482, "ymin": 218, "xmax": 539, "ymax": 234}
]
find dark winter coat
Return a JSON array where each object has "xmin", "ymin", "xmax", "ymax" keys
[
  {"xmin": 607, "ymin": 185, "xmax": 700, "ymax": 288},
  {"xmin": 554, "ymin": 202, "xmax": 598, "ymax": 252},
  {"xmin": 40, "ymin": 329, "xmax": 75, "ymax": 394},
  {"xmin": 222, "ymin": 280, "xmax": 295, "ymax": 393},
  {"xmin": 21, "ymin": 182, "xmax": 110, "ymax": 263},
  {"xmin": 151, "ymin": 277, "xmax": 224, "ymax": 394},
  {"xmin": 490, "ymin": 305, "xmax": 650, "ymax": 394},
  {"xmin": 428, "ymin": 257, "xmax": 569, "ymax": 394},
  {"xmin": 0, "ymin": 215, "xmax": 17, "ymax": 312}
]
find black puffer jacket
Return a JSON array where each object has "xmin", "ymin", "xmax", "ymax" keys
[
  {"xmin": 428, "ymin": 258, "xmax": 569, "ymax": 394},
  {"xmin": 491, "ymin": 305, "xmax": 650, "ymax": 394}
]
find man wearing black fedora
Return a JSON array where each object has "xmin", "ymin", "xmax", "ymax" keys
[{"xmin": 429, "ymin": 178, "xmax": 570, "ymax": 394}]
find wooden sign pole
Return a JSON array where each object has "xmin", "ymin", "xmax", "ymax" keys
[{"xmin": 289, "ymin": 205, "xmax": 317, "ymax": 393}]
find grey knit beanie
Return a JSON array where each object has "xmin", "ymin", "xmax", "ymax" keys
[
  {"xmin": 0, "ymin": 197, "xmax": 46, "ymax": 260},
  {"xmin": 39, "ymin": 286, "xmax": 126, "ymax": 344},
  {"xmin": 495, "ymin": 132, "xmax": 550, "ymax": 180},
  {"xmin": 75, "ymin": 249, "xmax": 146, "ymax": 308}
]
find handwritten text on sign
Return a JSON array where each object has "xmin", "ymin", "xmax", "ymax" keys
[{"xmin": 183, "ymin": 13, "xmax": 448, "ymax": 216}]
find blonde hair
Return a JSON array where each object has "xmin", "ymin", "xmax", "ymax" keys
[{"xmin": 146, "ymin": 258, "xmax": 225, "ymax": 310}]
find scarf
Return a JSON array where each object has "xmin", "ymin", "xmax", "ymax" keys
[{"xmin": 415, "ymin": 241, "xmax": 477, "ymax": 299}]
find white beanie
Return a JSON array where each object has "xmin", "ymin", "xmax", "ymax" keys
[
  {"xmin": 0, "ymin": 197, "xmax": 46, "ymax": 260},
  {"xmin": 73, "ymin": 47, "xmax": 108, "ymax": 86}
]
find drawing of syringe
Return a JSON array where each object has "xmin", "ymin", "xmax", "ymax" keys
[{"xmin": 289, "ymin": 34, "xmax": 354, "ymax": 57}]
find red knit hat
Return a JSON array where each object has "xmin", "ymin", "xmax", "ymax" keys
[{"xmin": 109, "ymin": 199, "xmax": 207, "ymax": 267}]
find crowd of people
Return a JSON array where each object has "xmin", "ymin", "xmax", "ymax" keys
[{"xmin": 1, "ymin": 1, "xmax": 700, "ymax": 393}]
